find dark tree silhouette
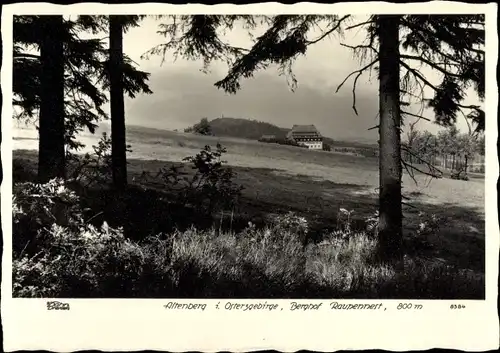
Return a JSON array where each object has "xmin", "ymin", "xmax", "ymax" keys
[
  {"xmin": 186, "ymin": 118, "xmax": 213, "ymax": 135},
  {"xmin": 13, "ymin": 15, "xmax": 152, "ymax": 182},
  {"xmin": 142, "ymin": 15, "xmax": 263, "ymax": 71},
  {"xmin": 109, "ymin": 15, "xmax": 127, "ymax": 189},
  {"xmin": 37, "ymin": 16, "xmax": 65, "ymax": 182}
]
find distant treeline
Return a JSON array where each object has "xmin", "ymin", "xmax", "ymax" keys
[
  {"xmin": 209, "ymin": 117, "xmax": 289, "ymax": 140},
  {"xmin": 257, "ymin": 136, "xmax": 308, "ymax": 148},
  {"xmin": 403, "ymin": 125, "xmax": 485, "ymax": 174},
  {"xmin": 330, "ymin": 146, "xmax": 379, "ymax": 158}
]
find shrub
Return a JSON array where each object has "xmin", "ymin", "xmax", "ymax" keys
[
  {"xmin": 401, "ymin": 211, "xmax": 443, "ymax": 253},
  {"xmin": 66, "ymin": 132, "xmax": 132, "ymax": 188},
  {"xmin": 13, "ymin": 221, "xmax": 148, "ymax": 297},
  {"xmin": 451, "ymin": 172, "xmax": 470, "ymax": 181},
  {"xmin": 140, "ymin": 143, "xmax": 243, "ymax": 216},
  {"xmin": 336, "ymin": 208, "xmax": 355, "ymax": 235},
  {"xmin": 13, "ymin": 178, "xmax": 84, "ymax": 257},
  {"xmin": 266, "ymin": 211, "xmax": 309, "ymax": 244},
  {"xmin": 365, "ymin": 210, "xmax": 379, "ymax": 236},
  {"xmin": 415, "ymin": 212, "xmax": 441, "ymax": 238}
]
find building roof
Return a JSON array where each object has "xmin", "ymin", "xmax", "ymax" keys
[
  {"xmin": 291, "ymin": 124, "xmax": 320, "ymax": 134},
  {"xmin": 287, "ymin": 124, "xmax": 322, "ymax": 139}
]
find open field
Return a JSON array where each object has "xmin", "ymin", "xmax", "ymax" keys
[{"xmin": 13, "ymin": 128, "xmax": 485, "ymax": 277}]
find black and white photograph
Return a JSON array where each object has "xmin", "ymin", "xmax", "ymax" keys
[
  {"xmin": 1, "ymin": 1, "xmax": 499, "ymax": 351},
  {"xmin": 6, "ymin": 8, "xmax": 491, "ymax": 298}
]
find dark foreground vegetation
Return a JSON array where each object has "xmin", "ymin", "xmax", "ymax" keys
[{"xmin": 13, "ymin": 145, "xmax": 484, "ymax": 299}]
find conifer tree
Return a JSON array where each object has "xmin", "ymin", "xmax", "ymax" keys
[
  {"xmin": 145, "ymin": 14, "xmax": 484, "ymax": 262},
  {"xmin": 13, "ymin": 15, "xmax": 152, "ymax": 183}
]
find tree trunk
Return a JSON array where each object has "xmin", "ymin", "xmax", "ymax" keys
[
  {"xmin": 376, "ymin": 15, "xmax": 403, "ymax": 263},
  {"xmin": 38, "ymin": 16, "xmax": 65, "ymax": 183},
  {"xmin": 109, "ymin": 16, "xmax": 127, "ymax": 189},
  {"xmin": 464, "ymin": 155, "xmax": 468, "ymax": 173}
]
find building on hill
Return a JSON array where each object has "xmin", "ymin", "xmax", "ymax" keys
[{"xmin": 286, "ymin": 124, "xmax": 323, "ymax": 150}]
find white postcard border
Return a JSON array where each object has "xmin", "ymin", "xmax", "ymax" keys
[{"xmin": 1, "ymin": 2, "xmax": 499, "ymax": 351}]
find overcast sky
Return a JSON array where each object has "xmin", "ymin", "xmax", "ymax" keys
[{"xmin": 112, "ymin": 16, "xmax": 479, "ymax": 143}]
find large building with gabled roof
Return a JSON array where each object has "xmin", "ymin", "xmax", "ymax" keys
[{"xmin": 286, "ymin": 124, "xmax": 323, "ymax": 150}]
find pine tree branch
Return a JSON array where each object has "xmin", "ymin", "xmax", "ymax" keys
[
  {"xmin": 335, "ymin": 58, "xmax": 378, "ymax": 115},
  {"xmin": 401, "ymin": 26, "xmax": 463, "ymax": 65},
  {"xmin": 336, "ymin": 59, "xmax": 378, "ymax": 93},
  {"xmin": 340, "ymin": 42, "xmax": 379, "ymax": 54},
  {"xmin": 214, "ymin": 15, "xmax": 349, "ymax": 93},
  {"xmin": 345, "ymin": 19, "xmax": 375, "ymax": 31},
  {"xmin": 306, "ymin": 15, "xmax": 350, "ymax": 45},
  {"xmin": 401, "ymin": 145, "xmax": 443, "ymax": 178},
  {"xmin": 401, "ymin": 110, "xmax": 431, "ymax": 122},
  {"xmin": 457, "ymin": 103, "xmax": 481, "ymax": 111},
  {"xmin": 400, "ymin": 89, "xmax": 425, "ymax": 102},
  {"xmin": 401, "ymin": 17, "xmax": 484, "ymax": 59},
  {"xmin": 402, "ymin": 159, "xmax": 419, "ymax": 185},
  {"xmin": 401, "ymin": 158, "xmax": 442, "ymax": 186},
  {"xmin": 399, "ymin": 60, "xmax": 440, "ymax": 91},
  {"xmin": 400, "ymin": 53, "xmax": 462, "ymax": 78}
]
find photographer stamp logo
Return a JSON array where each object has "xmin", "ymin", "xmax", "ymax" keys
[{"xmin": 46, "ymin": 301, "xmax": 70, "ymax": 311}]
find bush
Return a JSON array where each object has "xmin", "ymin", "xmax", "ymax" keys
[
  {"xmin": 451, "ymin": 170, "xmax": 469, "ymax": 181},
  {"xmin": 13, "ymin": 222, "xmax": 146, "ymax": 297},
  {"xmin": 12, "ymin": 179, "xmax": 148, "ymax": 297},
  {"xmin": 13, "ymin": 178, "xmax": 84, "ymax": 256},
  {"xmin": 140, "ymin": 143, "xmax": 243, "ymax": 216},
  {"xmin": 66, "ymin": 132, "xmax": 132, "ymax": 188},
  {"xmin": 269, "ymin": 212, "xmax": 309, "ymax": 238}
]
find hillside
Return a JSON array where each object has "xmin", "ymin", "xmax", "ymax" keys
[
  {"xmin": 208, "ymin": 117, "xmax": 289, "ymax": 140},
  {"xmin": 198, "ymin": 117, "xmax": 377, "ymax": 149}
]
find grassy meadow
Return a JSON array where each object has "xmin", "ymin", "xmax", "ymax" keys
[{"xmin": 12, "ymin": 127, "xmax": 485, "ymax": 298}]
